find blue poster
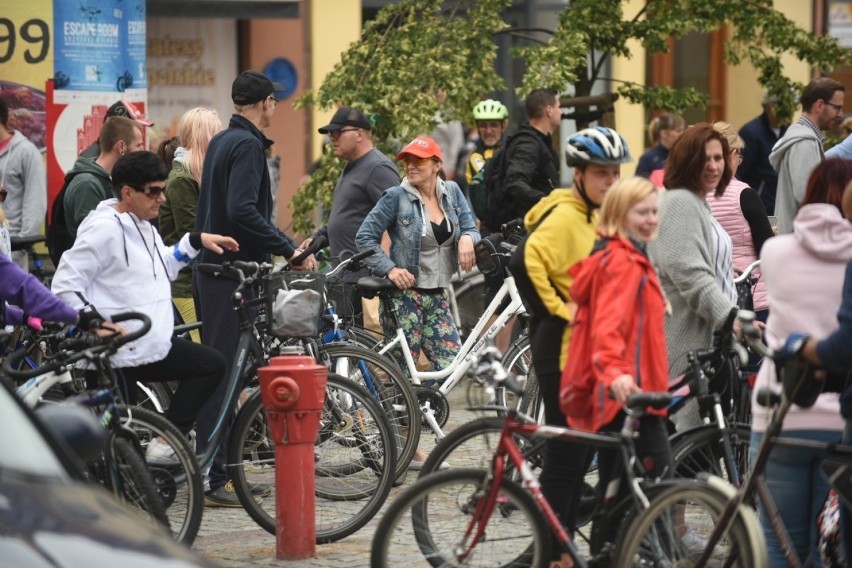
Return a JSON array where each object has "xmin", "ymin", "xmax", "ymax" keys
[
  {"xmin": 122, "ymin": 0, "xmax": 147, "ymax": 91},
  {"xmin": 54, "ymin": 0, "xmax": 144, "ymax": 92}
]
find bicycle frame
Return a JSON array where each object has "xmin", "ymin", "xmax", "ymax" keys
[
  {"xmin": 692, "ymin": 312, "xmax": 852, "ymax": 567},
  {"xmin": 383, "ymin": 276, "xmax": 524, "ymax": 388},
  {"xmin": 455, "ymin": 408, "xmax": 654, "ymax": 567}
]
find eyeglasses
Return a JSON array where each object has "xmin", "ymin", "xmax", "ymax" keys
[
  {"xmin": 402, "ymin": 156, "xmax": 434, "ymax": 167},
  {"xmin": 730, "ymin": 148, "xmax": 743, "ymax": 164},
  {"xmin": 328, "ymin": 128, "xmax": 360, "ymax": 139},
  {"xmin": 268, "ymin": 95, "xmax": 279, "ymax": 108},
  {"xmin": 0, "ymin": 188, "xmax": 6, "ymax": 203},
  {"xmin": 131, "ymin": 184, "xmax": 166, "ymax": 198},
  {"xmin": 824, "ymin": 100, "xmax": 844, "ymax": 113}
]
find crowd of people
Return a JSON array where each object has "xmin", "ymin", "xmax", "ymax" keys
[{"xmin": 2, "ymin": 70, "xmax": 852, "ymax": 567}]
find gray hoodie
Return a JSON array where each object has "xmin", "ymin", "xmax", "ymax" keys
[
  {"xmin": 0, "ymin": 131, "xmax": 46, "ymax": 240},
  {"xmin": 768, "ymin": 122, "xmax": 823, "ymax": 234}
]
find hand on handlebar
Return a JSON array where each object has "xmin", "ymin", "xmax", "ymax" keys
[
  {"xmin": 609, "ymin": 374, "xmax": 642, "ymax": 404},
  {"xmin": 778, "ymin": 332, "xmax": 811, "ymax": 361},
  {"xmin": 201, "ymin": 233, "xmax": 240, "ymax": 254},
  {"xmin": 288, "ymin": 249, "xmax": 317, "ymax": 271}
]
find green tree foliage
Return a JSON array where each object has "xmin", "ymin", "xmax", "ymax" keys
[
  {"xmin": 293, "ymin": 0, "xmax": 850, "ymax": 234},
  {"xmin": 292, "ymin": 0, "xmax": 510, "ymax": 234}
]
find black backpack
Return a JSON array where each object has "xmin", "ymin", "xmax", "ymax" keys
[
  {"xmin": 481, "ymin": 130, "xmax": 550, "ymax": 232},
  {"xmin": 46, "ymin": 169, "xmax": 112, "ymax": 267}
]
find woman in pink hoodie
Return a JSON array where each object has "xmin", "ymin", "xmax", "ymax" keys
[{"xmin": 749, "ymin": 157, "xmax": 852, "ymax": 567}]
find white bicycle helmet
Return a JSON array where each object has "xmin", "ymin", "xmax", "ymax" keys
[{"xmin": 565, "ymin": 126, "xmax": 631, "ymax": 167}]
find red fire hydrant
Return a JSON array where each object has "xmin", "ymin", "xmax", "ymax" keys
[{"xmin": 258, "ymin": 353, "xmax": 327, "ymax": 560}]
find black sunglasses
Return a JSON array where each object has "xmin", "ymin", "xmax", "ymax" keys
[{"xmin": 131, "ymin": 184, "xmax": 166, "ymax": 198}]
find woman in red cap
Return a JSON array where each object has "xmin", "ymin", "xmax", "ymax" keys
[{"xmin": 356, "ymin": 135, "xmax": 480, "ymax": 468}]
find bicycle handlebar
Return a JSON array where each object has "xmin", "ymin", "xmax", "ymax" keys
[
  {"xmin": 738, "ymin": 309, "xmax": 775, "ymax": 360},
  {"xmin": 2, "ymin": 311, "xmax": 152, "ymax": 380},
  {"xmin": 325, "ymin": 248, "xmax": 378, "ymax": 279},
  {"xmin": 290, "ymin": 234, "xmax": 328, "ymax": 266},
  {"xmin": 733, "ymin": 260, "xmax": 761, "ymax": 284}
]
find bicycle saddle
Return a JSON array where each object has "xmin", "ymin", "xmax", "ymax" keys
[
  {"xmin": 10, "ymin": 234, "xmax": 46, "ymax": 251},
  {"xmin": 355, "ymin": 276, "xmax": 396, "ymax": 298}
]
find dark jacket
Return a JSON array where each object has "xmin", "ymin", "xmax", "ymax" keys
[
  {"xmin": 501, "ymin": 124, "xmax": 559, "ymax": 222},
  {"xmin": 62, "ymin": 157, "xmax": 114, "ymax": 238},
  {"xmin": 195, "ymin": 114, "xmax": 297, "ymax": 263},
  {"xmin": 635, "ymin": 144, "xmax": 669, "ymax": 179},
  {"xmin": 738, "ymin": 112, "xmax": 788, "ymax": 215},
  {"xmin": 159, "ymin": 158, "xmax": 198, "ymax": 296}
]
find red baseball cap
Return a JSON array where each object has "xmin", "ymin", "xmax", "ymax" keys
[
  {"xmin": 107, "ymin": 99, "xmax": 154, "ymax": 127},
  {"xmin": 397, "ymin": 136, "xmax": 443, "ymax": 162}
]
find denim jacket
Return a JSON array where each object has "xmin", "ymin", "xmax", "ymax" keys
[{"xmin": 356, "ymin": 178, "xmax": 480, "ymax": 280}]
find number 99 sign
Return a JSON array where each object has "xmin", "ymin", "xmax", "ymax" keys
[{"xmin": 0, "ymin": 18, "xmax": 50, "ymax": 65}]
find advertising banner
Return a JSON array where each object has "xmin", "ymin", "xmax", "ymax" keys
[
  {"xmin": 48, "ymin": 0, "xmax": 149, "ymax": 209},
  {"xmin": 0, "ymin": 0, "xmax": 53, "ymax": 152}
]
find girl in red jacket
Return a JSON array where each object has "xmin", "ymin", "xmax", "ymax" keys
[{"xmin": 554, "ymin": 177, "xmax": 674, "ymax": 568}]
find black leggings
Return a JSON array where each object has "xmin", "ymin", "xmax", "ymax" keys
[{"xmin": 116, "ymin": 337, "xmax": 225, "ymax": 435}]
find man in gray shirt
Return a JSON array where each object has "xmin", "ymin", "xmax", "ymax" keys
[{"xmin": 301, "ymin": 107, "xmax": 401, "ymax": 323}]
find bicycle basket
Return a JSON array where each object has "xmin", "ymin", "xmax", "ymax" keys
[{"xmin": 263, "ymin": 271, "xmax": 326, "ymax": 338}]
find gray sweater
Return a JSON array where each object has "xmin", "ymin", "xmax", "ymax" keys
[
  {"xmin": 649, "ymin": 189, "xmax": 737, "ymax": 376},
  {"xmin": 768, "ymin": 122, "xmax": 823, "ymax": 234}
]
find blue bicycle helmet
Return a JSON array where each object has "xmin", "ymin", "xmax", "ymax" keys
[{"xmin": 565, "ymin": 126, "xmax": 631, "ymax": 167}]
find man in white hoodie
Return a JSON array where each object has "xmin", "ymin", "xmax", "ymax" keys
[
  {"xmin": 0, "ymin": 96, "xmax": 46, "ymax": 270},
  {"xmin": 52, "ymin": 151, "xmax": 238, "ymax": 450},
  {"xmin": 769, "ymin": 77, "xmax": 845, "ymax": 234}
]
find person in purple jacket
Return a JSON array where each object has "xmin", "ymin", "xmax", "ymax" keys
[{"xmin": 0, "ymin": 250, "xmax": 101, "ymax": 330}]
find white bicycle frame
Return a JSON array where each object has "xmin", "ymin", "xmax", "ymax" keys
[
  {"xmin": 377, "ymin": 273, "xmax": 526, "ymax": 438},
  {"xmin": 16, "ymin": 368, "xmax": 165, "ymax": 412}
]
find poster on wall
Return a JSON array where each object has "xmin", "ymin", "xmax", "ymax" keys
[
  {"xmin": 146, "ymin": 18, "xmax": 237, "ymax": 149},
  {"xmin": 0, "ymin": 0, "xmax": 53, "ymax": 152},
  {"xmin": 829, "ymin": 0, "xmax": 852, "ymax": 49},
  {"xmin": 49, "ymin": 0, "xmax": 149, "ymax": 208}
]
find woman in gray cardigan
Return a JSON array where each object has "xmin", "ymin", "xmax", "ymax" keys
[{"xmin": 649, "ymin": 124, "xmax": 739, "ymax": 427}]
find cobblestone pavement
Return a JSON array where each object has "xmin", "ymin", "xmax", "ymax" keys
[{"xmin": 192, "ymin": 381, "xmax": 489, "ymax": 567}]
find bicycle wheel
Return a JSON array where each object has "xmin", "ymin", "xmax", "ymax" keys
[
  {"xmin": 615, "ymin": 477, "xmax": 766, "ymax": 567},
  {"xmin": 227, "ymin": 373, "xmax": 396, "ymax": 543},
  {"xmin": 495, "ymin": 336, "xmax": 541, "ymax": 420},
  {"xmin": 671, "ymin": 423, "xmax": 751, "ymax": 486},
  {"xmin": 372, "ymin": 468, "xmax": 550, "ymax": 568},
  {"xmin": 418, "ymin": 416, "xmax": 544, "ymax": 477},
  {"xmin": 115, "ymin": 405, "xmax": 203, "ymax": 545},
  {"xmin": 317, "ymin": 343, "xmax": 420, "ymax": 476},
  {"xmin": 101, "ymin": 434, "xmax": 170, "ymax": 530}
]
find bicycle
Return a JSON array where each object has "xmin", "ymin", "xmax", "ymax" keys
[
  {"xmin": 3, "ymin": 312, "xmax": 180, "ymax": 535},
  {"xmin": 614, "ymin": 310, "xmax": 852, "ymax": 567},
  {"xmin": 371, "ymin": 349, "xmax": 706, "ymax": 567},
  {"xmin": 196, "ymin": 260, "xmax": 397, "ymax": 542},
  {"xmin": 263, "ymin": 247, "xmax": 422, "ymax": 480},
  {"xmin": 353, "ymin": 221, "xmax": 534, "ymax": 442}
]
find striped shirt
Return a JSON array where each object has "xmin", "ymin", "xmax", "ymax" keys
[{"xmin": 707, "ymin": 207, "xmax": 737, "ymax": 303}]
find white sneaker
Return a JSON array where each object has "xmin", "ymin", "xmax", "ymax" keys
[
  {"xmin": 681, "ymin": 526, "xmax": 708, "ymax": 555},
  {"xmin": 146, "ymin": 437, "xmax": 176, "ymax": 462},
  {"xmin": 407, "ymin": 459, "xmax": 449, "ymax": 471}
]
